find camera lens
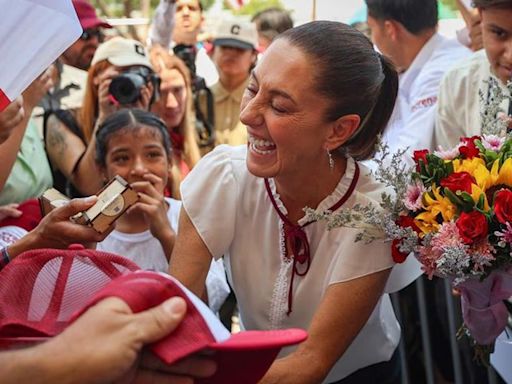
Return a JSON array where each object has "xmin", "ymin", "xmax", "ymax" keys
[{"xmin": 108, "ymin": 73, "xmax": 146, "ymax": 105}]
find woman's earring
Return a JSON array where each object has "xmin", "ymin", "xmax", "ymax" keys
[{"xmin": 327, "ymin": 149, "xmax": 334, "ymax": 171}]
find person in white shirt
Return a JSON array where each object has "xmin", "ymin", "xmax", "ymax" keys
[
  {"xmin": 365, "ymin": 0, "xmax": 471, "ymax": 159},
  {"xmin": 169, "ymin": 20, "xmax": 420, "ymax": 384},
  {"xmin": 434, "ymin": 0, "xmax": 512, "ymax": 150}
]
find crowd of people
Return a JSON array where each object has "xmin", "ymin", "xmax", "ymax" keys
[{"xmin": 0, "ymin": 0, "xmax": 510, "ymax": 383}]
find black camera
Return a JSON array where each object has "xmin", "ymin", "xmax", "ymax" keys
[{"xmin": 108, "ymin": 66, "xmax": 160, "ymax": 105}]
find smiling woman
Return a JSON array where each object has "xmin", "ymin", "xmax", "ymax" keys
[{"xmin": 170, "ymin": 21, "xmax": 407, "ymax": 384}]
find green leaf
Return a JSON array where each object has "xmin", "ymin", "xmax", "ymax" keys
[{"xmin": 444, "ymin": 187, "xmax": 464, "ymax": 207}]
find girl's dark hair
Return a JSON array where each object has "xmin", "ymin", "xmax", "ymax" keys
[
  {"xmin": 95, "ymin": 108, "xmax": 172, "ymax": 167},
  {"xmin": 277, "ymin": 21, "xmax": 398, "ymax": 160}
]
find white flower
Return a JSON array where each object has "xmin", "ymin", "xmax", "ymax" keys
[
  {"xmin": 482, "ymin": 134, "xmax": 505, "ymax": 151},
  {"xmin": 434, "ymin": 145, "xmax": 460, "ymax": 160}
]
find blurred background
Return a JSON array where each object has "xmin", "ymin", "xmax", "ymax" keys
[{"xmin": 91, "ymin": 0, "xmax": 465, "ymax": 42}]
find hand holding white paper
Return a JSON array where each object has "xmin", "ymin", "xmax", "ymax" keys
[{"xmin": 0, "ymin": 0, "xmax": 82, "ymax": 111}]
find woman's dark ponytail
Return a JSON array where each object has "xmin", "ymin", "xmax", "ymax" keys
[
  {"xmin": 343, "ymin": 54, "xmax": 398, "ymax": 160},
  {"xmin": 278, "ymin": 21, "xmax": 399, "ymax": 161}
]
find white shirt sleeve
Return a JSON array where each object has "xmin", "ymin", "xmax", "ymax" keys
[
  {"xmin": 180, "ymin": 145, "xmax": 239, "ymax": 260},
  {"xmin": 434, "ymin": 69, "xmax": 467, "ymax": 150}
]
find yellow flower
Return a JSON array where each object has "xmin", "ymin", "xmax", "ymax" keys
[
  {"xmin": 416, "ymin": 185, "xmax": 456, "ymax": 235},
  {"xmin": 423, "ymin": 185, "xmax": 456, "ymax": 221},
  {"xmin": 470, "ymin": 183, "xmax": 490, "ymax": 211},
  {"xmin": 452, "ymin": 157, "xmax": 486, "ymax": 175},
  {"xmin": 496, "ymin": 158, "xmax": 512, "ymax": 187},
  {"xmin": 415, "ymin": 210, "xmax": 440, "ymax": 235}
]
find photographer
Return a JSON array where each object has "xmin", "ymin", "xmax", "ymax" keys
[{"xmin": 45, "ymin": 37, "xmax": 159, "ymax": 197}]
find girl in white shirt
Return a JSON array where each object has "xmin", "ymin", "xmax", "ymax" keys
[{"xmin": 95, "ymin": 109, "xmax": 229, "ymax": 313}]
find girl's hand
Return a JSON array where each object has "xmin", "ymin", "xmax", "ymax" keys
[{"xmin": 129, "ymin": 173, "xmax": 175, "ymax": 243}]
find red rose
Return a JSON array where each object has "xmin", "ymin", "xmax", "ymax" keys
[
  {"xmin": 456, "ymin": 211, "xmax": 488, "ymax": 244},
  {"xmin": 391, "ymin": 239, "xmax": 408, "ymax": 263},
  {"xmin": 396, "ymin": 215, "xmax": 421, "ymax": 234},
  {"xmin": 440, "ymin": 172, "xmax": 475, "ymax": 194},
  {"xmin": 413, "ymin": 149, "xmax": 429, "ymax": 172},
  {"xmin": 494, "ymin": 189, "xmax": 512, "ymax": 224},
  {"xmin": 458, "ymin": 136, "xmax": 481, "ymax": 159}
]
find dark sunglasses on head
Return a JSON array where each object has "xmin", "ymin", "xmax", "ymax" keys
[{"xmin": 79, "ymin": 29, "xmax": 104, "ymax": 42}]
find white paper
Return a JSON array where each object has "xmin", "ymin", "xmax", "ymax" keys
[{"xmin": 0, "ymin": 0, "xmax": 81, "ymax": 109}]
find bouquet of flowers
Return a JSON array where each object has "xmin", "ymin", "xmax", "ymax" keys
[{"xmin": 306, "ymin": 78, "xmax": 512, "ymax": 355}]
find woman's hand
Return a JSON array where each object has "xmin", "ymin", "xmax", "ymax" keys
[
  {"xmin": 129, "ymin": 173, "xmax": 175, "ymax": 254},
  {"xmin": 95, "ymin": 66, "xmax": 121, "ymax": 125}
]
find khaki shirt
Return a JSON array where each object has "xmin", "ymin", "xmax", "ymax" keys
[{"xmin": 212, "ymin": 78, "xmax": 248, "ymax": 147}]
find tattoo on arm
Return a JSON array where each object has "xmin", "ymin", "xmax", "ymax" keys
[{"xmin": 46, "ymin": 119, "xmax": 67, "ymax": 161}]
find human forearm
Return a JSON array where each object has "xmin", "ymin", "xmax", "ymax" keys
[
  {"xmin": 71, "ymin": 125, "xmax": 104, "ymax": 195},
  {"xmin": 258, "ymin": 352, "xmax": 327, "ymax": 384},
  {"xmin": 169, "ymin": 208, "xmax": 212, "ymax": 296},
  {"xmin": 0, "ymin": 109, "xmax": 30, "ymax": 190},
  {"xmin": 158, "ymin": 228, "xmax": 176, "ymax": 261},
  {"xmin": 0, "ymin": 341, "xmax": 81, "ymax": 384}
]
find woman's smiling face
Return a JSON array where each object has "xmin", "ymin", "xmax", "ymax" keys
[{"xmin": 240, "ymin": 38, "xmax": 335, "ymax": 180}]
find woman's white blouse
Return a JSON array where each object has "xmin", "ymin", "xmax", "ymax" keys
[{"xmin": 181, "ymin": 145, "xmax": 402, "ymax": 382}]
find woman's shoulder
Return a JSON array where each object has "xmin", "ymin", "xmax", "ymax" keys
[
  {"xmin": 353, "ymin": 161, "xmax": 391, "ymax": 206},
  {"xmin": 190, "ymin": 145, "xmax": 248, "ymax": 180},
  {"xmin": 180, "ymin": 145, "xmax": 249, "ymax": 202}
]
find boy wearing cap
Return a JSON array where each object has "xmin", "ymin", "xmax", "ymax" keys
[{"xmin": 203, "ymin": 18, "xmax": 258, "ymax": 154}]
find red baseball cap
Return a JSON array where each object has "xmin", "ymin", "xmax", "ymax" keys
[
  {"xmin": 0, "ymin": 198, "xmax": 42, "ymax": 232},
  {"xmin": 0, "ymin": 246, "xmax": 307, "ymax": 383},
  {"xmin": 72, "ymin": 0, "xmax": 112, "ymax": 30}
]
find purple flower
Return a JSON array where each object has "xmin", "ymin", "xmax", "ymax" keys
[
  {"xmin": 404, "ymin": 180, "xmax": 425, "ymax": 212},
  {"xmin": 482, "ymin": 134, "xmax": 505, "ymax": 152}
]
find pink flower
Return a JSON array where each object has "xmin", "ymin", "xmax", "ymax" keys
[
  {"xmin": 431, "ymin": 222, "xmax": 465, "ymax": 250},
  {"xmin": 495, "ymin": 222, "xmax": 512, "ymax": 244},
  {"xmin": 469, "ymin": 241, "xmax": 495, "ymax": 273},
  {"xmin": 434, "ymin": 145, "xmax": 460, "ymax": 160},
  {"xmin": 417, "ymin": 245, "xmax": 440, "ymax": 279},
  {"xmin": 482, "ymin": 134, "xmax": 505, "ymax": 151},
  {"xmin": 404, "ymin": 180, "xmax": 425, "ymax": 212}
]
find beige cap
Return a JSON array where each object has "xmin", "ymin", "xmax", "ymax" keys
[
  {"xmin": 91, "ymin": 37, "xmax": 152, "ymax": 68},
  {"xmin": 213, "ymin": 18, "xmax": 258, "ymax": 51}
]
